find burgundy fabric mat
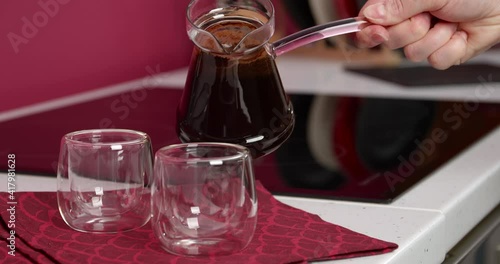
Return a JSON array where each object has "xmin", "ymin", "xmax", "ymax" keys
[{"xmin": 0, "ymin": 182, "xmax": 397, "ymax": 264}]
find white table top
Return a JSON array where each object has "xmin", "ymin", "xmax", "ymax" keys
[{"xmin": 2, "ymin": 51, "xmax": 500, "ymax": 264}]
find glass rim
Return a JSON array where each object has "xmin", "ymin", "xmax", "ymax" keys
[
  {"xmin": 186, "ymin": 0, "xmax": 275, "ymax": 31},
  {"xmin": 63, "ymin": 129, "xmax": 150, "ymax": 146},
  {"xmin": 155, "ymin": 142, "xmax": 250, "ymax": 163}
]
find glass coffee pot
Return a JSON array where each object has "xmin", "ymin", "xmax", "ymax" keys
[{"xmin": 177, "ymin": 0, "xmax": 367, "ymax": 158}]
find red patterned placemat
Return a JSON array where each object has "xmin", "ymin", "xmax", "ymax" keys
[{"xmin": 0, "ymin": 182, "xmax": 397, "ymax": 264}]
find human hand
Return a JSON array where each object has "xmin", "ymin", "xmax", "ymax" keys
[{"xmin": 356, "ymin": 0, "xmax": 500, "ymax": 69}]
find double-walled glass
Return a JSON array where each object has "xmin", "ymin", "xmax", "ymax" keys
[
  {"xmin": 57, "ymin": 129, "xmax": 153, "ymax": 233},
  {"xmin": 152, "ymin": 143, "xmax": 257, "ymax": 256}
]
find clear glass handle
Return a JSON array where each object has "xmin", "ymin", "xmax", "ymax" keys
[{"xmin": 271, "ymin": 17, "xmax": 368, "ymax": 57}]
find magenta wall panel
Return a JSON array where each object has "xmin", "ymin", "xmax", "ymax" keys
[{"xmin": 0, "ymin": 0, "xmax": 193, "ymax": 111}]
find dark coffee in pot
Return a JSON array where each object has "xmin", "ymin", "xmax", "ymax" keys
[{"xmin": 177, "ymin": 19, "xmax": 294, "ymax": 158}]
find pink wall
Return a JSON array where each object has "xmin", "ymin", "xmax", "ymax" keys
[{"xmin": 0, "ymin": 0, "xmax": 193, "ymax": 112}]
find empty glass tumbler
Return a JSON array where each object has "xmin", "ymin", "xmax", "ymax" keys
[
  {"xmin": 151, "ymin": 143, "xmax": 257, "ymax": 256},
  {"xmin": 57, "ymin": 129, "xmax": 153, "ymax": 233}
]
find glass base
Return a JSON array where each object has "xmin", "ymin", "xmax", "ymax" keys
[
  {"xmin": 160, "ymin": 238, "xmax": 248, "ymax": 256},
  {"xmin": 62, "ymin": 214, "xmax": 150, "ymax": 234}
]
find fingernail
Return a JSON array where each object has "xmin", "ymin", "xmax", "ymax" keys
[
  {"xmin": 363, "ymin": 3, "xmax": 386, "ymax": 22},
  {"xmin": 373, "ymin": 33, "xmax": 389, "ymax": 43},
  {"xmin": 456, "ymin": 31, "xmax": 468, "ymax": 42}
]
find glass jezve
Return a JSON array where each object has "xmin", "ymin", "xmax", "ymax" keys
[{"xmin": 177, "ymin": 0, "xmax": 366, "ymax": 158}]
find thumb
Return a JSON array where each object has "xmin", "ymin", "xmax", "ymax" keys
[{"xmin": 362, "ymin": 0, "xmax": 446, "ymax": 25}]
